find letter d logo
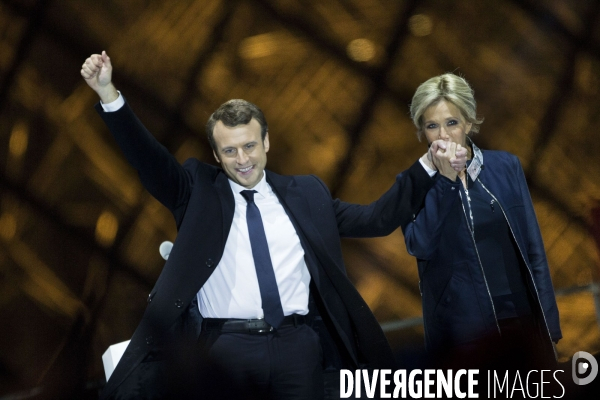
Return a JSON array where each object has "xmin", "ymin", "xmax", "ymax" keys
[{"xmin": 572, "ymin": 351, "xmax": 598, "ymax": 385}]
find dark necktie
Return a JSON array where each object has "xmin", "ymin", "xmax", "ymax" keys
[{"xmin": 240, "ymin": 190, "xmax": 285, "ymax": 329}]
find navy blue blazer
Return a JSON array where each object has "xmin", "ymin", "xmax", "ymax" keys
[
  {"xmin": 404, "ymin": 149, "xmax": 561, "ymax": 352},
  {"xmin": 95, "ymin": 101, "xmax": 435, "ymax": 399}
]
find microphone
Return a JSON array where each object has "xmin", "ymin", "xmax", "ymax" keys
[{"xmin": 159, "ymin": 241, "xmax": 173, "ymax": 260}]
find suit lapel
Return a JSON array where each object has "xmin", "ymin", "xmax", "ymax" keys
[
  {"xmin": 267, "ymin": 171, "xmax": 325, "ymax": 284},
  {"xmin": 266, "ymin": 172, "xmax": 324, "ymax": 250},
  {"xmin": 266, "ymin": 170, "xmax": 354, "ymax": 286},
  {"xmin": 215, "ymin": 170, "xmax": 235, "ymax": 245}
]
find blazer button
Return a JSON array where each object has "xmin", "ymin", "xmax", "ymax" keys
[
  {"xmin": 175, "ymin": 299, "xmax": 183, "ymax": 308},
  {"xmin": 451, "ymin": 187, "xmax": 456, "ymax": 191},
  {"xmin": 206, "ymin": 258, "xmax": 214, "ymax": 268},
  {"xmin": 146, "ymin": 336, "xmax": 154, "ymax": 345}
]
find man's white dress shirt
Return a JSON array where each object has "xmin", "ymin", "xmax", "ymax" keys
[{"xmin": 198, "ymin": 174, "xmax": 311, "ymax": 318}]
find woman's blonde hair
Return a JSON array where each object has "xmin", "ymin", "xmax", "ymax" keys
[{"xmin": 409, "ymin": 73, "xmax": 484, "ymax": 141}]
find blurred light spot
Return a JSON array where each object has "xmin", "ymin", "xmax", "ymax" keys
[
  {"xmin": 0, "ymin": 213, "xmax": 17, "ymax": 240},
  {"xmin": 239, "ymin": 33, "xmax": 278, "ymax": 59},
  {"xmin": 95, "ymin": 211, "xmax": 118, "ymax": 247},
  {"xmin": 347, "ymin": 38, "xmax": 376, "ymax": 62},
  {"xmin": 308, "ymin": 146, "xmax": 336, "ymax": 172},
  {"xmin": 576, "ymin": 268, "xmax": 592, "ymax": 286},
  {"xmin": 409, "ymin": 14, "xmax": 433, "ymax": 37},
  {"xmin": 576, "ymin": 57, "xmax": 598, "ymax": 95},
  {"xmin": 9, "ymin": 121, "xmax": 28, "ymax": 158},
  {"xmin": 355, "ymin": 273, "xmax": 385, "ymax": 309}
]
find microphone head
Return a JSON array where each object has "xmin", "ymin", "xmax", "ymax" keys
[{"xmin": 159, "ymin": 241, "xmax": 173, "ymax": 260}]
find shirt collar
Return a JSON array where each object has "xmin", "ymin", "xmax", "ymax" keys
[{"xmin": 228, "ymin": 171, "xmax": 269, "ymax": 200}]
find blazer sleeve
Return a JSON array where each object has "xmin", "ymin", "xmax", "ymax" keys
[
  {"xmin": 95, "ymin": 101, "xmax": 192, "ymax": 220},
  {"xmin": 402, "ymin": 173, "xmax": 461, "ymax": 260},
  {"xmin": 330, "ymin": 160, "xmax": 436, "ymax": 238},
  {"xmin": 513, "ymin": 157, "xmax": 562, "ymax": 342}
]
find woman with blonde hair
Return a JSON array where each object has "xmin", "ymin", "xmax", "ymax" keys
[{"xmin": 404, "ymin": 73, "xmax": 561, "ymax": 366}]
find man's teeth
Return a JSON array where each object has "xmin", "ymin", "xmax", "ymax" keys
[{"xmin": 239, "ymin": 166, "xmax": 252, "ymax": 173}]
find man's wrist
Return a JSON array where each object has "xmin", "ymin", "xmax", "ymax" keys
[
  {"xmin": 97, "ymin": 83, "xmax": 119, "ymax": 104},
  {"xmin": 419, "ymin": 154, "xmax": 437, "ymax": 177},
  {"xmin": 100, "ymin": 90, "xmax": 124, "ymax": 112}
]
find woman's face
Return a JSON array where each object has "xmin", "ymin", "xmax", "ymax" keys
[{"xmin": 422, "ymin": 99, "xmax": 472, "ymax": 148}]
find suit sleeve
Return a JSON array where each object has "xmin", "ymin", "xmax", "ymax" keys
[
  {"xmin": 330, "ymin": 160, "xmax": 436, "ymax": 238},
  {"xmin": 95, "ymin": 101, "xmax": 192, "ymax": 218},
  {"xmin": 402, "ymin": 173, "xmax": 461, "ymax": 260},
  {"xmin": 513, "ymin": 157, "xmax": 562, "ymax": 342}
]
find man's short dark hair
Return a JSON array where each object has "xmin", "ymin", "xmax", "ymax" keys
[{"xmin": 206, "ymin": 99, "xmax": 268, "ymax": 152}]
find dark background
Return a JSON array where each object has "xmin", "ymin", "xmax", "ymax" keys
[{"xmin": 0, "ymin": 0, "xmax": 599, "ymax": 398}]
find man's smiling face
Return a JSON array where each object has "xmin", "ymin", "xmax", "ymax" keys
[{"xmin": 212, "ymin": 118, "xmax": 269, "ymax": 189}]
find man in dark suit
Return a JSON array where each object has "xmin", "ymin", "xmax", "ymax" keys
[{"xmin": 81, "ymin": 51, "xmax": 464, "ymax": 399}]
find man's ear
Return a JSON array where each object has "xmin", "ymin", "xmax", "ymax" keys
[
  {"xmin": 263, "ymin": 132, "xmax": 270, "ymax": 153},
  {"xmin": 213, "ymin": 150, "xmax": 220, "ymax": 163}
]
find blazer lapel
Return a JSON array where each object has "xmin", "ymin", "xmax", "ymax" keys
[
  {"xmin": 267, "ymin": 171, "xmax": 328, "ymax": 282},
  {"xmin": 266, "ymin": 170, "xmax": 355, "ymax": 285},
  {"xmin": 215, "ymin": 170, "xmax": 235, "ymax": 245}
]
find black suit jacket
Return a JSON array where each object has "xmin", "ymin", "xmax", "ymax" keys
[{"xmin": 95, "ymin": 101, "xmax": 434, "ymax": 399}]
